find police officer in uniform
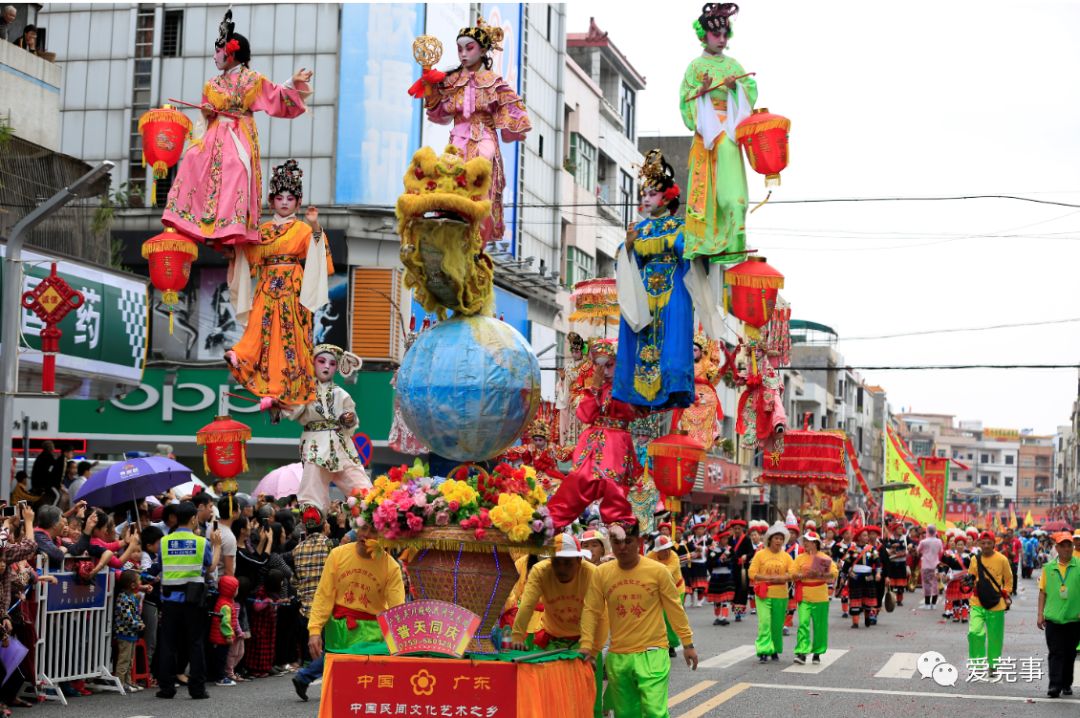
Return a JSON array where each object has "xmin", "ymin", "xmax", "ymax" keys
[{"xmin": 153, "ymin": 501, "xmax": 221, "ymax": 699}]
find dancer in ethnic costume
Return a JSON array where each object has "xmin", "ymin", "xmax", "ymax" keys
[
  {"xmin": 163, "ymin": 9, "xmax": 311, "ymax": 246},
  {"xmin": 841, "ymin": 528, "xmax": 882, "ymax": 628},
  {"xmin": 226, "ymin": 160, "xmax": 331, "ymax": 406},
  {"xmin": 728, "ymin": 519, "xmax": 753, "ymax": 622},
  {"xmin": 883, "ymin": 522, "xmax": 911, "ymax": 607},
  {"xmin": 679, "ymin": 3, "xmax": 757, "ymax": 261},
  {"xmin": 425, "ymin": 16, "xmax": 531, "ymax": 242},
  {"xmin": 706, "ymin": 530, "xmax": 736, "ymax": 625}
]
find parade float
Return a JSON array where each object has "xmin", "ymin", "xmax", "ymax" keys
[{"xmin": 318, "ymin": 144, "xmax": 593, "ymax": 718}]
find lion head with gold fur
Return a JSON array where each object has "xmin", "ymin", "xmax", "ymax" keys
[{"xmin": 396, "ymin": 145, "xmax": 495, "ymax": 319}]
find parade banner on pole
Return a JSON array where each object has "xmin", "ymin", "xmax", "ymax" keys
[
  {"xmin": 884, "ymin": 427, "xmax": 943, "ymax": 525},
  {"xmin": 917, "ymin": 457, "xmax": 949, "ymax": 523}
]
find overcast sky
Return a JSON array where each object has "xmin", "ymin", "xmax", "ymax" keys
[{"xmin": 567, "ymin": 0, "xmax": 1080, "ymax": 434}]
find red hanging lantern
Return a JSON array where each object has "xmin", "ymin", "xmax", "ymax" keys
[
  {"xmin": 648, "ymin": 432, "xmax": 705, "ymax": 497},
  {"xmin": 138, "ymin": 105, "xmax": 192, "ymax": 204},
  {"xmin": 736, "ymin": 108, "xmax": 790, "ymax": 187},
  {"xmin": 142, "ymin": 228, "xmax": 198, "ymax": 333},
  {"xmin": 196, "ymin": 415, "xmax": 252, "ymax": 479},
  {"xmin": 724, "ymin": 256, "xmax": 784, "ymax": 328}
]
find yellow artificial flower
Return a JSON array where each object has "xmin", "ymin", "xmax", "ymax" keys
[
  {"xmin": 490, "ymin": 494, "xmax": 534, "ymax": 536},
  {"xmin": 439, "ymin": 479, "xmax": 478, "ymax": 506},
  {"xmin": 508, "ymin": 524, "xmax": 532, "ymax": 542},
  {"xmin": 527, "ymin": 483, "xmax": 548, "ymax": 507},
  {"xmin": 407, "ymin": 459, "xmax": 427, "ymax": 480}
]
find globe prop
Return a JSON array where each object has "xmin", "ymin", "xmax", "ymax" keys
[{"xmin": 395, "ymin": 315, "xmax": 541, "ymax": 463}]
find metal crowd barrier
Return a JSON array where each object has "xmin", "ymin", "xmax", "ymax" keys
[{"xmin": 23, "ymin": 557, "xmax": 124, "ymax": 705}]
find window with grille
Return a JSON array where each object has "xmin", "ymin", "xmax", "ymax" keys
[
  {"xmin": 568, "ymin": 133, "xmax": 596, "ymax": 191},
  {"xmin": 565, "ymin": 247, "xmax": 594, "ymax": 289},
  {"xmin": 162, "ymin": 9, "xmax": 183, "ymax": 57}
]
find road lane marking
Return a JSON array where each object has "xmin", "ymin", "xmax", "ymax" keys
[
  {"xmin": 698, "ymin": 643, "xmax": 757, "ymax": 669},
  {"xmin": 668, "ymin": 680, "xmax": 717, "ymax": 708},
  {"xmin": 748, "ymin": 681, "xmax": 1080, "ymax": 704},
  {"xmin": 874, "ymin": 652, "xmax": 921, "ymax": 679},
  {"xmin": 782, "ymin": 649, "xmax": 847, "ymax": 674},
  {"xmin": 675, "ymin": 682, "xmax": 752, "ymax": 718}
]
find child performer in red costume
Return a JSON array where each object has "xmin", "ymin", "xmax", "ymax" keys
[{"xmin": 548, "ymin": 339, "xmax": 643, "ymax": 529}]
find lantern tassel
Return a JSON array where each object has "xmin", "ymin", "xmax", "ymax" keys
[
  {"xmin": 203, "ymin": 451, "xmax": 210, "ymax": 475},
  {"xmin": 169, "ymin": 310, "xmax": 174, "ymax": 335},
  {"xmin": 750, "ymin": 190, "xmax": 772, "ymax": 214}
]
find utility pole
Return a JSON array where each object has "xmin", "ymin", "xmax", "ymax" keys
[{"xmin": 0, "ymin": 161, "xmax": 114, "ymax": 501}]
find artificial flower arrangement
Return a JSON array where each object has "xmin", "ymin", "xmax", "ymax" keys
[{"xmin": 352, "ymin": 459, "xmax": 555, "ymax": 544}]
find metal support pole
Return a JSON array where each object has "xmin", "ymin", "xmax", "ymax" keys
[{"xmin": 0, "ymin": 162, "xmax": 114, "ymax": 500}]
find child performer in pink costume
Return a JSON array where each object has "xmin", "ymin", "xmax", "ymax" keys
[
  {"xmin": 162, "ymin": 9, "xmax": 311, "ymax": 246},
  {"xmin": 548, "ymin": 339, "xmax": 644, "ymax": 529},
  {"xmin": 424, "ymin": 16, "xmax": 530, "ymax": 241}
]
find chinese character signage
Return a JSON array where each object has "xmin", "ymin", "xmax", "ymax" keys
[
  {"xmin": 0, "ymin": 246, "xmax": 147, "ymax": 385},
  {"xmin": 46, "ymin": 572, "xmax": 108, "ymax": 612},
  {"xmin": 379, "ymin": 600, "xmax": 481, "ymax": 658},
  {"xmin": 703, "ymin": 456, "xmax": 740, "ymax": 493},
  {"xmin": 331, "ymin": 656, "xmax": 516, "ymax": 718}
]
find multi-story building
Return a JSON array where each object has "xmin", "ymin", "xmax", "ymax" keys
[
  {"xmin": 1017, "ymin": 433, "xmax": 1054, "ymax": 514},
  {"xmin": 34, "ymin": 3, "xmax": 583, "ymax": 474}
]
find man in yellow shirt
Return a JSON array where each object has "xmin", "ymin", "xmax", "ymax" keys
[
  {"xmin": 791, "ymin": 531, "xmax": 838, "ymax": 665},
  {"xmin": 646, "ymin": 534, "xmax": 685, "ymax": 657},
  {"xmin": 580, "ymin": 522, "xmax": 698, "ymax": 718},
  {"xmin": 748, "ymin": 521, "xmax": 795, "ymax": 662},
  {"xmin": 299, "ymin": 525, "xmax": 405, "ymax": 699},
  {"xmin": 967, "ymin": 530, "xmax": 1013, "ymax": 670},
  {"xmin": 512, "ymin": 534, "xmax": 608, "ymax": 718}
]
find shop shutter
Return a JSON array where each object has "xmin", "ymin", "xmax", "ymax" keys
[{"xmin": 351, "ymin": 267, "xmax": 405, "ymax": 363}]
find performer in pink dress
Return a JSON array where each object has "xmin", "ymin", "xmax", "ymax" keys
[
  {"xmin": 162, "ymin": 9, "xmax": 312, "ymax": 246},
  {"xmin": 548, "ymin": 339, "xmax": 643, "ymax": 529},
  {"xmin": 424, "ymin": 16, "xmax": 531, "ymax": 242}
]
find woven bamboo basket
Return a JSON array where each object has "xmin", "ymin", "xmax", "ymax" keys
[{"xmin": 385, "ymin": 527, "xmax": 539, "ymax": 653}]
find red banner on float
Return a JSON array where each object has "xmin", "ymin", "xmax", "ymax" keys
[{"xmin": 330, "ymin": 656, "xmax": 517, "ymax": 718}]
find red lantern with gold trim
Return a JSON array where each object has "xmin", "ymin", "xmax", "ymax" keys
[
  {"xmin": 724, "ymin": 256, "xmax": 784, "ymax": 328},
  {"xmin": 196, "ymin": 415, "xmax": 252, "ymax": 479},
  {"xmin": 736, "ymin": 108, "xmax": 790, "ymax": 187},
  {"xmin": 138, "ymin": 105, "xmax": 192, "ymax": 203},
  {"xmin": 648, "ymin": 432, "xmax": 705, "ymax": 497},
  {"xmin": 142, "ymin": 228, "xmax": 198, "ymax": 332}
]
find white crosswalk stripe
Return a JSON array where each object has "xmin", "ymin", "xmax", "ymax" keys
[
  {"xmin": 698, "ymin": 644, "xmax": 757, "ymax": 669},
  {"xmin": 783, "ymin": 648, "xmax": 848, "ymax": 674},
  {"xmin": 874, "ymin": 652, "xmax": 922, "ymax": 679}
]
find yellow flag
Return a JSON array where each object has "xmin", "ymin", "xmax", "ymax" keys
[
  {"xmin": 1024, "ymin": 510, "xmax": 1034, "ymax": 528},
  {"xmin": 883, "ymin": 427, "xmax": 942, "ymax": 525},
  {"xmin": 1009, "ymin": 506, "xmax": 1018, "ymax": 529}
]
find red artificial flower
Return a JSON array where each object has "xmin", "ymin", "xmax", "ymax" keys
[
  {"xmin": 388, "ymin": 465, "xmax": 406, "ymax": 482},
  {"xmin": 225, "ymin": 39, "xmax": 240, "ymax": 55},
  {"xmin": 663, "ymin": 184, "xmax": 681, "ymax": 202}
]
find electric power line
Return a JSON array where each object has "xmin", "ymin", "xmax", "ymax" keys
[
  {"xmin": 835, "ymin": 317, "xmax": 1080, "ymax": 342},
  {"xmin": 786, "ymin": 364, "xmax": 1080, "ymax": 371}
]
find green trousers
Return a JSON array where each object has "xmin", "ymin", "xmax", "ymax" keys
[
  {"xmin": 755, "ymin": 596, "xmax": 787, "ymax": 657},
  {"xmin": 605, "ymin": 650, "xmax": 671, "ymax": 718},
  {"xmin": 595, "ymin": 651, "xmax": 605, "ymax": 718},
  {"xmin": 968, "ymin": 605, "xmax": 1005, "ymax": 668},
  {"xmin": 795, "ymin": 600, "xmax": 829, "ymax": 656}
]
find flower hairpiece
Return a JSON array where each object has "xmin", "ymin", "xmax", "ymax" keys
[{"xmin": 225, "ymin": 38, "xmax": 240, "ymax": 55}]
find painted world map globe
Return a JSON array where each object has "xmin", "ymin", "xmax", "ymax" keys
[{"xmin": 396, "ymin": 315, "xmax": 541, "ymax": 462}]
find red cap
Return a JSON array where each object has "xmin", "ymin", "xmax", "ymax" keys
[
  {"xmin": 727, "ymin": 519, "xmax": 747, "ymax": 528},
  {"xmin": 979, "ymin": 530, "xmax": 996, "ymax": 542},
  {"xmin": 864, "ymin": 525, "xmax": 882, "ymax": 535}
]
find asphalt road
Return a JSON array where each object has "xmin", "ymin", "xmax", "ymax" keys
[{"xmin": 21, "ymin": 569, "xmax": 1077, "ymax": 718}]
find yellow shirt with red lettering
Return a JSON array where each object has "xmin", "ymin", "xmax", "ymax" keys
[
  {"xmin": 505, "ymin": 555, "xmax": 543, "ymax": 635},
  {"xmin": 792, "ymin": 552, "xmax": 838, "ymax": 603},
  {"xmin": 748, "ymin": 548, "xmax": 795, "ymax": 600},
  {"xmin": 580, "ymin": 557, "xmax": 692, "ymax": 655},
  {"xmin": 511, "ymin": 559, "xmax": 607, "ymax": 646},
  {"xmin": 308, "ymin": 544, "xmax": 405, "ymax": 636},
  {"xmin": 645, "ymin": 550, "xmax": 685, "ymax": 593}
]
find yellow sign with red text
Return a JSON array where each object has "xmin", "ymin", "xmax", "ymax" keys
[{"xmin": 884, "ymin": 427, "xmax": 943, "ymax": 525}]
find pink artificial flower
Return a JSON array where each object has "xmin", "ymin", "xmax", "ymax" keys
[
  {"xmin": 474, "ymin": 528, "xmax": 487, "ymax": 540},
  {"xmin": 435, "ymin": 511, "xmax": 450, "ymax": 526},
  {"xmin": 406, "ymin": 513, "xmax": 424, "ymax": 533},
  {"xmin": 531, "ymin": 519, "xmax": 544, "ymax": 533},
  {"xmin": 448, "ymin": 501, "xmax": 461, "ymax": 513}
]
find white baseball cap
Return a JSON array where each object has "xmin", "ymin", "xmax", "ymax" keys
[
  {"xmin": 653, "ymin": 535, "xmax": 675, "ymax": 552},
  {"xmin": 554, "ymin": 533, "xmax": 590, "ymax": 558}
]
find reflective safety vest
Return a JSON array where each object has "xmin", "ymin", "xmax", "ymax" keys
[{"xmin": 161, "ymin": 529, "xmax": 207, "ymax": 588}]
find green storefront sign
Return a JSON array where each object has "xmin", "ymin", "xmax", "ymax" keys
[
  {"xmin": 60, "ymin": 368, "xmax": 395, "ymax": 443},
  {"xmin": 0, "ymin": 246, "xmax": 148, "ymax": 383}
]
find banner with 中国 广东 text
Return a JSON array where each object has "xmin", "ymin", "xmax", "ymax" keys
[{"xmin": 327, "ymin": 655, "xmax": 516, "ymax": 718}]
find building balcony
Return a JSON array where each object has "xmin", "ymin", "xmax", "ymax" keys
[
  {"xmin": 1, "ymin": 40, "xmax": 61, "ymax": 152},
  {"xmin": 599, "ymin": 96, "xmax": 623, "ymax": 130}
]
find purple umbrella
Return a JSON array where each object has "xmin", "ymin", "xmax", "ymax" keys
[{"xmin": 75, "ymin": 456, "xmax": 193, "ymax": 509}]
